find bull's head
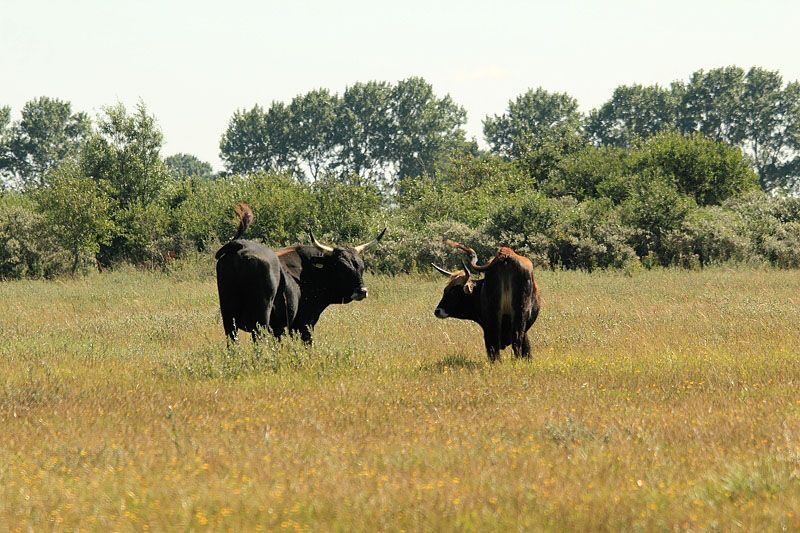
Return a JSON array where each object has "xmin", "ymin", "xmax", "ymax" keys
[
  {"xmin": 432, "ymin": 261, "xmax": 479, "ymax": 319},
  {"xmin": 309, "ymin": 229, "xmax": 386, "ymax": 303}
]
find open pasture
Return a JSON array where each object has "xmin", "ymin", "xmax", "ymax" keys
[{"xmin": 1, "ymin": 265, "xmax": 800, "ymax": 530}]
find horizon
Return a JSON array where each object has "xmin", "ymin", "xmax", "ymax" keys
[{"xmin": 4, "ymin": 0, "xmax": 799, "ymax": 170}]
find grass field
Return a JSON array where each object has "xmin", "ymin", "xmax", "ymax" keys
[{"xmin": 1, "ymin": 264, "xmax": 800, "ymax": 530}]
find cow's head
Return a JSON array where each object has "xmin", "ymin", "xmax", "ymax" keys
[
  {"xmin": 309, "ymin": 229, "xmax": 386, "ymax": 303},
  {"xmin": 432, "ymin": 262, "xmax": 478, "ymax": 319}
]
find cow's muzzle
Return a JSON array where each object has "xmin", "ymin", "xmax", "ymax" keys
[
  {"xmin": 434, "ymin": 307, "xmax": 448, "ymax": 319},
  {"xmin": 351, "ymin": 287, "xmax": 368, "ymax": 301}
]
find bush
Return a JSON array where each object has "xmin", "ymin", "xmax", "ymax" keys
[
  {"xmin": 0, "ymin": 193, "xmax": 71, "ymax": 279},
  {"xmin": 661, "ymin": 206, "xmax": 751, "ymax": 267},
  {"xmin": 619, "ymin": 174, "xmax": 696, "ymax": 262},
  {"xmin": 369, "ymin": 218, "xmax": 494, "ymax": 274},
  {"xmin": 632, "ymin": 132, "xmax": 759, "ymax": 205}
]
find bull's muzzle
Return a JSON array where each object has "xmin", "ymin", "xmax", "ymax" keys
[
  {"xmin": 351, "ymin": 287, "xmax": 368, "ymax": 301},
  {"xmin": 434, "ymin": 307, "xmax": 448, "ymax": 319}
]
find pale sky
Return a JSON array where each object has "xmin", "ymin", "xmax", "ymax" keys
[{"xmin": 3, "ymin": 0, "xmax": 799, "ymax": 170}]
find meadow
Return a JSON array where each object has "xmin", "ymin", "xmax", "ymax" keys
[{"xmin": 1, "ymin": 263, "xmax": 800, "ymax": 530}]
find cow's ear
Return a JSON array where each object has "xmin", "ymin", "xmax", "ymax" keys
[{"xmin": 463, "ymin": 281, "xmax": 474, "ymax": 295}]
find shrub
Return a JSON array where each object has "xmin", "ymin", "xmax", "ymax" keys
[
  {"xmin": 0, "ymin": 193, "xmax": 71, "ymax": 279},
  {"xmin": 619, "ymin": 174, "xmax": 696, "ymax": 262},
  {"xmin": 632, "ymin": 132, "xmax": 759, "ymax": 205},
  {"xmin": 661, "ymin": 206, "xmax": 751, "ymax": 267}
]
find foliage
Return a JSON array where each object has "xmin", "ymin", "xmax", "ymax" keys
[
  {"xmin": 631, "ymin": 131, "xmax": 759, "ymax": 205},
  {"xmin": 35, "ymin": 161, "xmax": 116, "ymax": 274},
  {"xmin": 164, "ymin": 153, "xmax": 213, "ymax": 180},
  {"xmin": 586, "ymin": 83, "xmax": 682, "ymax": 147},
  {"xmin": 484, "ymin": 88, "xmax": 583, "ymax": 158},
  {"xmin": 219, "ymin": 77, "xmax": 467, "ymax": 184},
  {"xmin": 81, "ymin": 102, "xmax": 170, "ymax": 208},
  {"xmin": 2, "ymin": 97, "xmax": 91, "ymax": 190},
  {"xmin": 0, "ymin": 192, "xmax": 69, "ymax": 279}
]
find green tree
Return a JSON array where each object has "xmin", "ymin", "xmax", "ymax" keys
[
  {"xmin": 219, "ymin": 105, "xmax": 271, "ymax": 175},
  {"xmin": 679, "ymin": 66, "xmax": 800, "ymax": 191},
  {"xmin": 679, "ymin": 66, "xmax": 745, "ymax": 143},
  {"xmin": 484, "ymin": 88, "xmax": 583, "ymax": 158},
  {"xmin": 335, "ymin": 81, "xmax": 394, "ymax": 178},
  {"xmin": 0, "ymin": 106, "xmax": 12, "ymax": 187},
  {"xmin": 740, "ymin": 68, "xmax": 800, "ymax": 190},
  {"xmin": 587, "ymin": 83, "xmax": 682, "ymax": 147},
  {"xmin": 287, "ymin": 88, "xmax": 340, "ymax": 181},
  {"xmin": 36, "ymin": 161, "xmax": 115, "ymax": 274},
  {"xmin": 388, "ymin": 77, "xmax": 468, "ymax": 179},
  {"xmin": 164, "ymin": 153, "xmax": 213, "ymax": 180},
  {"xmin": 80, "ymin": 102, "xmax": 170, "ymax": 208},
  {"xmin": 6, "ymin": 97, "xmax": 91, "ymax": 190}
]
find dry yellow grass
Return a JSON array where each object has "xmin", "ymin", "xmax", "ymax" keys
[{"xmin": 1, "ymin": 264, "xmax": 800, "ymax": 530}]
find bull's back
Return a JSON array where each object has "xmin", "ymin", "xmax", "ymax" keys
[
  {"xmin": 215, "ymin": 240, "xmax": 282, "ymax": 331},
  {"xmin": 481, "ymin": 251, "xmax": 538, "ymax": 344}
]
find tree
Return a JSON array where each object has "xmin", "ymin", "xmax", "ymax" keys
[
  {"xmin": 335, "ymin": 81, "xmax": 394, "ymax": 178},
  {"xmin": 164, "ymin": 153, "xmax": 213, "ymax": 180},
  {"xmin": 287, "ymin": 88, "xmax": 340, "ymax": 181},
  {"xmin": 484, "ymin": 88, "xmax": 583, "ymax": 158},
  {"xmin": 388, "ymin": 77, "xmax": 468, "ymax": 179},
  {"xmin": 679, "ymin": 66, "xmax": 745, "ymax": 144},
  {"xmin": 36, "ymin": 160, "xmax": 115, "ymax": 274},
  {"xmin": 219, "ymin": 105, "xmax": 271, "ymax": 175},
  {"xmin": 587, "ymin": 83, "xmax": 682, "ymax": 147},
  {"xmin": 80, "ymin": 102, "xmax": 170, "ymax": 208},
  {"xmin": 0, "ymin": 106, "xmax": 12, "ymax": 187},
  {"xmin": 5, "ymin": 97, "xmax": 91, "ymax": 190},
  {"xmin": 740, "ymin": 69, "xmax": 800, "ymax": 190},
  {"xmin": 679, "ymin": 66, "xmax": 800, "ymax": 191}
]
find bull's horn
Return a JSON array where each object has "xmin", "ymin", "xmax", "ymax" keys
[
  {"xmin": 309, "ymin": 232, "xmax": 334, "ymax": 254},
  {"xmin": 432, "ymin": 263, "xmax": 453, "ymax": 276},
  {"xmin": 354, "ymin": 228, "xmax": 387, "ymax": 253},
  {"xmin": 462, "ymin": 260, "xmax": 475, "ymax": 278}
]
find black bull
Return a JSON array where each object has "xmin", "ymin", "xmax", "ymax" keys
[{"xmin": 215, "ymin": 204, "xmax": 385, "ymax": 343}]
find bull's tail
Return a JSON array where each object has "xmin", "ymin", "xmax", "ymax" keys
[
  {"xmin": 233, "ymin": 202, "xmax": 254, "ymax": 240},
  {"xmin": 215, "ymin": 203, "xmax": 254, "ymax": 259}
]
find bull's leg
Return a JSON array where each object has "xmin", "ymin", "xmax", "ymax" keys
[
  {"xmin": 299, "ymin": 325, "xmax": 313, "ymax": 345},
  {"xmin": 222, "ymin": 313, "xmax": 238, "ymax": 343},
  {"xmin": 482, "ymin": 324, "xmax": 501, "ymax": 362},
  {"xmin": 513, "ymin": 332, "xmax": 532, "ymax": 358}
]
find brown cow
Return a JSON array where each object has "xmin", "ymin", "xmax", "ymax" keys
[{"xmin": 433, "ymin": 240, "xmax": 540, "ymax": 361}]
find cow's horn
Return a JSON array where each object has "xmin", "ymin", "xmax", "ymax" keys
[
  {"xmin": 432, "ymin": 263, "xmax": 453, "ymax": 276},
  {"xmin": 309, "ymin": 232, "xmax": 334, "ymax": 254},
  {"xmin": 354, "ymin": 228, "xmax": 387, "ymax": 253}
]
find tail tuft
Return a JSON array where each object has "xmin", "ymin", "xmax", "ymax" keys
[{"xmin": 233, "ymin": 202, "xmax": 254, "ymax": 240}]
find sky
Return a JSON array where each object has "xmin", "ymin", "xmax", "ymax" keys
[{"xmin": 3, "ymin": 0, "xmax": 799, "ymax": 170}]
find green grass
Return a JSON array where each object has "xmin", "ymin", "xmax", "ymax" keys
[{"xmin": 1, "ymin": 265, "xmax": 800, "ymax": 530}]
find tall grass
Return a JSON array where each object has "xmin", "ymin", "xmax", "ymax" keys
[{"xmin": 1, "ymin": 264, "xmax": 799, "ymax": 530}]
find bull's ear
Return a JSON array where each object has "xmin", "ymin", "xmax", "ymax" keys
[{"xmin": 463, "ymin": 282, "xmax": 474, "ymax": 295}]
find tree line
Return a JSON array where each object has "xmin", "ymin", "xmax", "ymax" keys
[{"xmin": 1, "ymin": 65, "xmax": 799, "ymax": 279}]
